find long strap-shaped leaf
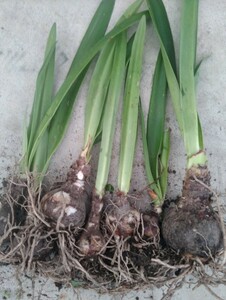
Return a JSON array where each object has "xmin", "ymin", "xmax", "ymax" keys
[
  {"xmin": 117, "ymin": 0, "xmax": 144, "ymax": 23},
  {"xmin": 92, "ymin": 1, "xmax": 144, "ymax": 147},
  {"xmin": 159, "ymin": 129, "xmax": 170, "ymax": 199},
  {"xmin": 26, "ymin": 24, "xmax": 56, "ymax": 175},
  {"xmin": 146, "ymin": 0, "xmax": 206, "ymax": 168},
  {"xmin": 179, "ymin": 0, "xmax": 200, "ymax": 158},
  {"xmin": 84, "ymin": 40, "xmax": 116, "ymax": 155},
  {"xmin": 147, "ymin": 52, "xmax": 167, "ymax": 180},
  {"xmin": 28, "ymin": 11, "xmax": 149, "ymax": 167},
  {"xmin": 41, "ymin": 0, "xmax": 116, "ymax": 174},
  {"xmin": 26, "ymin": 0, "xmax": 115, "ymax": 169},
  {"xmin": 45, "ymin": 70, "xmax": 87, "ymax": 173},
  {"xmin": 140, "ymin": 51, "xmax": 170, "ymax": 205},
  {"xmin": 26, "ymin": 24, "xmax": 56, "ymax": 147},
  {"xmin": 95, "ymin": 33, "xmax": 127, "ymax": 196},
  {"xmin": 118, "ymin": 16, "xmax": 146, "ymax": 194},
  {"xmin": 94, "ymin": 1, "xmax": 145, "ymax": 195},
  {"xmin": 140, "ymin": 101, "xmax": 162, "ymax": 200},
  {"xmin": 66, "ymin": 0, "xmax": 115, "ymax": 78},
  {"xmin": 84, "ymin": 0, "xmax": 144, "ymax": 153},
  {"xmin": 146, "ymin": 0, "xmax": 176, "ymax": 75},
  {"xmin": 146, "ymin": 0, "xmax": 182, "ymax": 134}
]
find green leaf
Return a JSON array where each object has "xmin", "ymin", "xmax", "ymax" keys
[
  {"xmin": 84, "ymin": 0, "xmax": 144, "ymax": 152},
  {"xmin": 45, "ymin": 69, "xmax": 87, "ymax": 174},
  {"xmin": 119, "ymin": 0, "xmax": 143, "ymax": 64},
  {"xmin": 159, "ymin": 129, "xmax": 170, "ymax": 199},
  {"xmin": 126, "ymin": 33, "xmax": 135, "ymax": 65},
  {"xmin": 27, "ymin": 25, "xmax": 56, "ymax": 152},
  {"xmin": 95, "ymin": 33, "xmax": 127, "ymax": 195},
  {"xmin": 93, "ymin": 111, "xmax": 104, "ymax": 146},
  {"xmin": 146, "ymin": 0, "xmax": 183, "ymax": 134},
  {"xmin": 147, "ymin": 0, "xmax": 206, "ymax": 167},
  {"xmin": 84, "ymin": 40, "xmax": 116, "ymax": 155},
  {"xmin": 139, "ymin": 100, "xmax": 162, "ymax": 201},
  {"xmin": 117, "ymin": 0, "xmax": 144, "ymax": 24},
  {"xmin": 146, "ymin": 0, "xmax": 177, "ymax": 74},
  {"xmin": 67, "ymin": 0, "xmax": 115, "ymax": 77},
  {"xmin": 42, "ymin": 0, "xmax": 116, "ymax": 174},
  {"xmin": 194, "ymin": 60, "xmax": 204, "ymax": 149},
  {"xmin": 118, "ymin": 16, "xmax": 146, "ymax": 194},
  {"xmin": 31, "ymin": 26, "xmax": 56, "ymax": 176},
  {"xmin": 179, "ymin": 0, "xmax": 200, "ymax": 157},
  {"xmin": 141, "ymin": 51, "xmax": 169, "ymax": 206},
  {"xmin": 198, "ymin": 116, "xmax": 204, "ymax": 150},
  {"xmin": 25, "ymin": 23, "xmax": 56, "ymax": 178},
  {"xmin": 28, "ymin": 11, "xmax": 149, "ymax": 167},
  {"xmin": 91, "ymin": 0, "xmax": 143, "ymax": 149},
  {"xmin": 140, "ymin": 50, "xmax": 170, "ymax": 206},
  {"xmin": 147, "ymin": 52, "xmax": 167, "ymax": 180}
]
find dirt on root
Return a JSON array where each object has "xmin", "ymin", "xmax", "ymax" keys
[
  {"xmin": 0, "ymin": 172, "xmax": 226, "ymax": 295},
  {"xmin": 162, "ymin": 166, "xmax": 224, "ymax": 259}
]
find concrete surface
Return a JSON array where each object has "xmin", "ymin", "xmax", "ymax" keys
[{"xmin": 0, "ymin": 0, "xmax": 226, "ymax": 299}]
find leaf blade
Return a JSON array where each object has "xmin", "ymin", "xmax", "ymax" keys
[
  {"xmin": 146, "ymin": 0, "xmax": 183, "ymax": 134},
  {"xmin": 25, "ymin": 24, "xmax": 56, "ymax": 178},
  {"xmin": 28, "ymin": 11, "xmax": 149, "ymax": 167},
  {"xmin": 147, "ymin": 52, "xmax": 167, "ymax": 180},
  {"xmin": 139, "ymin": 100, "xmax": 162, "ymax": 201},
  {"xmin": 118, "ymin": 16, "xmax": 146, "ymax": 193},
  {"xmin": 159, "ymin": 129, "xmax": 170, "ymax": 199},
  {"xmin": 179, "ymin": 0, "xmax": 200, "ymax": 157},
  {"xmin": 44, "ymin": 0, "xmax": 116, "ymax": 173},
  {"xmin": 84, "ymin": 41, "xmax": 116, "ymax": 154},
  {"xmin": 95, "ymin": 33, "xmax": 127, "ymax": 195}
]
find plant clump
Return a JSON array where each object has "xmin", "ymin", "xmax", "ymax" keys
[
  {"xmin": 147, "ymin": 0, "xmax": 224, "ymax": 259},
  {"xmin": 0, "ymin": 0, "xmax": 225, "ymax": 295}
]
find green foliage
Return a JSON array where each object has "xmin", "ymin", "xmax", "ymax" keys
[
  {"xmin": 118, "ymin": 16, "xmax": 146, "ymax": 194},
  {"xmin": 179, "ymin": 0, "xmax": 200, "ymax": 158},
  {"xmin": 146, "ymin": 0, "xmax": 182, "ymax": 134},
  {"xmin": 146, "ymin": 0, "xmax": 207, "ymax": 168},
  {"xmin": 92, "ymin": 0, "xmax": 144, "ymax": 195},
  {"xmin": 23, "ymin": 0, "xmax": 116, "ymax": 185},
  {"xmin": 28, "ymin": 10, "xmax": 149, "ymax": 171},
  {"xmin": 147, "ymin": 52, "xmax": 167, "ymax": 180},
  {"xmin": 22, "ymin": 24, "xmax": 56, "ymax": 184},
  {"xmin": 95, "ymin": 34, "xmax": 127, "ymax": 195},
  {"xmin": 84, "ymin": 41, "xmax": 116, "ymax": 157},
  {"xmin": 46, "ymin": 0, "xmax": 117, "ymax": 170},
  {"xmin": 141, "ymin": 52, "xmax": 170, "ymax": 205}
]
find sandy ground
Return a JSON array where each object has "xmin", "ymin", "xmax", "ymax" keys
[{"xmin": 0, "ymin": 0, "xmax": 226, "ymax": 299}]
